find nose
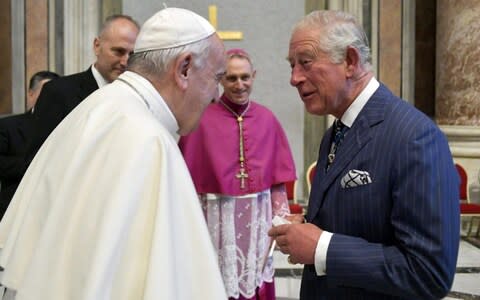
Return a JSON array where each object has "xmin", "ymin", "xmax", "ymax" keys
[
  {"xmin": 290, "ymin": 65, "xmax": 304, "ymax": 87},
  {"xmin": 120, "ymin": 53, "xmax": 130, "ymax": 66},
  {"xmin": 233, "ymin": 78, "xmax": 244, "ymax": 88}
]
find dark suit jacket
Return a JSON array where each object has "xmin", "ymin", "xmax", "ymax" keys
[
  {"xmin": 0, "ymin": 111, "xmax": 33, "ymax": 218},
  {"xmin": 302, "ymin": 84, "xmax": 460, "ymax": 299},
  {"xmin": 25, "ymin": 68, "xmax": 99, "ymax": 166}
]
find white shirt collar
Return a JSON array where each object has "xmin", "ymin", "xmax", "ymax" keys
[
  {"xmin": 117, "ymin": 71, "xmax": 180, "ymax": 140},
  {"xmin": 91, "ymin": 64, "xmax": 109, "ymax": 88},
  {"xmin": 340, "ymin": 77, "xmax": 380, "ymax": 128}
]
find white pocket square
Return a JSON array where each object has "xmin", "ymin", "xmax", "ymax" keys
[{"xmin": 341, "ymin": 169, "xmax": 372, "ymax": 188}]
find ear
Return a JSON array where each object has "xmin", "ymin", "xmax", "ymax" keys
[
  {"xmin": 174, "ymin": 52, "xmax": 193, "ymax": 90},
  {"xmin": 344, "ymin": 46, "xmax": 360, "ymax": 77},
  {"xmin": 251, "ymin": 69, "xmax": 257, "ymax": 80},
  {"xmin": 93, "ymin": 37, "xmax": 101, "ymax": 56}
]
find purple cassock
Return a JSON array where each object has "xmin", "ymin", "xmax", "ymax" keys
[{"xmin": 179, "ymin": 95, "xmax": 296, "ymax": 196}]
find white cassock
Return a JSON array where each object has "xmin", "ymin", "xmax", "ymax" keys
[{"xmin": 0, "ymin": 71, "xmax": 227, "ymax": 300}]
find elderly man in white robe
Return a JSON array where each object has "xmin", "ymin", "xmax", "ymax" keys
[{"xmin": 0, "ymin": 7, "xmax": 227, "ymax": 300}]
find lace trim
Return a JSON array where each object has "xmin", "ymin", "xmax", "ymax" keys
[{"xmin": 200, "ymin": 190, "xmax": 275, "ymax": 298}]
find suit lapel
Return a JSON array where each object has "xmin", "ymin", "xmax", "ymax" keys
[
  {"xmin": 78, "ymin": 68, "xmax": 100, "ymax": 98},
  {"xmin": 306, "ymin": 86, "xmax": 388, "ymax": 221},
  {"xmin": 65, "ymin": 68, "xmax": 100, "ymax": 111},
  {"xmin": 307, "ymin": 118, "xmax": 372, "ymax": 220},
  {"xmin": 306, "ymin": 128, "xmax": 332, "ymax": 221}
]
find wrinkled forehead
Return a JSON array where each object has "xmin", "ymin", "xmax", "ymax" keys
[
  {"xmin": 224, "ymin": 58, "xmax": 255, "ymax": 77},
  {"xmin": 227, "ymin": 53, "xmax": 252, "ymax": 71},
  {"xmin": 288, "ymin": 28, "xmax": 322, "ymax": 61}
]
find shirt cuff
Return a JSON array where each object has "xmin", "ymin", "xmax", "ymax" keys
[{"xmin": 314, "ymin": 231, "xmax": 333, "ymax": 275}]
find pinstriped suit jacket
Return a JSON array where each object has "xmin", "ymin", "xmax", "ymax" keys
[{"xmin": 301, "ymin": 84, "xmax": 460, "ymax": 299}]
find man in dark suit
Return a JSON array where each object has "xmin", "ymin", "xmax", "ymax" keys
[
  {"xmin": 0, "ymin": 71, "xmax": 59, "ymax": 218},
  {"xmin": 24, "ymin": 14, "xmax": 139, "ymax": 166},
  {"xmin": 269, "ymin": 10, "xmax": 459, "ymax": 299}
]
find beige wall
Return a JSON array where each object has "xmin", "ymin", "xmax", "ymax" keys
[{"xmin": 26, "ymin": 0, "xmax": 49, "ymax": 96}]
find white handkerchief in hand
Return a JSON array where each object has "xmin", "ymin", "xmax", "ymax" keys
[
  {"xmin": 341, "ymin": 169, "xmax": 372, "ymax": 188},
  {"xmin": 263, "ymin": 216, "xmax": 292, "ymax": 272},
  {"xmin": 272, "ymin": 215, "xmax": 291, "ymax": 226}
]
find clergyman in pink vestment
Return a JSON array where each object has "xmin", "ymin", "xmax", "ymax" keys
[{"xmin": 179, "ymin": 49, "xmax": 296, "ymax": 300}]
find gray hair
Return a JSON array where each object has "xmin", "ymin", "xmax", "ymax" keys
[
  {"xmin": 294, "ymin": 10, "xmax": 372, "ymax": 71},
  {"xmin": 127, "ymin": 37, "xmax": 212, "ymax": 78}
]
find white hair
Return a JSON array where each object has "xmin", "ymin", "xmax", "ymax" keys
[
  {"xmin": 127, "ymin": 36, "xmax": 212, "ymax": 77},
  {"xmin": 293, "ymin": 10, "xmax": 372, "ymax": 71}
]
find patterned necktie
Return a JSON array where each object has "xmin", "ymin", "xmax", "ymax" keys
[{"xmin": 327, "ymin": 120, "xmax": 348, "ymax": 170}]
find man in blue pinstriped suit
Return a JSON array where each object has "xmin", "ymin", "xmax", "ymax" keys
[{"xmin": 269, "ymin": 10, "xmax": 459, "ymax": 299}]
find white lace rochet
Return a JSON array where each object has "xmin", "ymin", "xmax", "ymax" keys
[{"xmin": 201, "ymin": 189, "xmax": 290, "ymax": 298}]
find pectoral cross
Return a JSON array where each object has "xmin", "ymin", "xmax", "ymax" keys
[
  {"xmin": 219, "ymin": 100, "xmax": 251, "ymax": 190},
  {"xmin": 236, "ymin": 167, "xmax": 249, "ymax": 189}
]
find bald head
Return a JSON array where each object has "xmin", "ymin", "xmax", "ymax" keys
[
  {"xmin": 99, "ymin": 15, "xmax": 139, "ymax": 38},
  {"xmin": 93, "ymin": 15, "xmax": 140, "ymax": 82}
]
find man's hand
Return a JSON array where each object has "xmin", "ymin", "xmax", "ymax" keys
[
  {"xmin": 285, "ymin": 214, "xmax": 305, "ymax": 224},
  {"xmin": 268, "ymin": 223, "xmax": 323, "ymax": 265}
]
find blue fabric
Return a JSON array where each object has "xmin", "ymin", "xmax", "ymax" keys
[
  {"xmin": 302, "ymin": 84, "xmax": 460, "ymax": 299},
  {"xmin": 327, "ymin": 120, "xmax": 349, "ymax": 171},
  {"xmin": 333, "ymin": 120, "xmax": 348, "ymax": 146}
]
